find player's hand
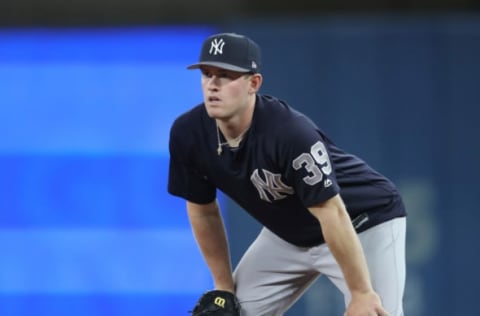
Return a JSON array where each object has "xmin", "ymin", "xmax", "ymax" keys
[{"xmin": 344, "ymin": 290, "xmax": 389, "ymax": 316}]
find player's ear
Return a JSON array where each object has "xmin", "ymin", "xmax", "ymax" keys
[{"xmin": 248, "ymin": 73, "xmax": 263, "ymax": 94}]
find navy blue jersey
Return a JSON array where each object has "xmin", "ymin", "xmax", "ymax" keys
[{"xmin": 168, "ymin": 95, "xmax": 406, "ymax": 247}]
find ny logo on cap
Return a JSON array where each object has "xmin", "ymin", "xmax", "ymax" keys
[{"xmin": 209, "ymin": 38, "xmax": 225, "ymax": 55}]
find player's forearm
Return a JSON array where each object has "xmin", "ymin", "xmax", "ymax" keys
[
  {"xmin": 322, "ymin": 209, "xmax": 373, "ymax": 294},
  {"xmin": 187, "ymin": 201, "xmax": 235, "ymax": 292},
  {"xmin": 309, "ymin": 196, "xmax": 373, "ymax": 295}
]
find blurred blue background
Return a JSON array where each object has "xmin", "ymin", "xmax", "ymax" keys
[
  {"xmin": 0, "ymin": 27, "xmax": 219, "ymax": 315},
  {"xmin": 1, "ymin": 2, "xmax": 480, "ymax": 315}
]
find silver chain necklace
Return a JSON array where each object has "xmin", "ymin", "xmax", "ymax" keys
[{"xmin": 216, "ymin": 121, "xmax": 250, "ymax": 155}]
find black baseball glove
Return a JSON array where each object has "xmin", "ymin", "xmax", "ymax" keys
[{"xmin": 190, "ymin": 290, "xmax": 240, "ymax": 316}]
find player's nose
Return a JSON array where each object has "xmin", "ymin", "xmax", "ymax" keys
[{"xmin": 206, "ymin": 76, "xmax": 221, "ymax": 89}]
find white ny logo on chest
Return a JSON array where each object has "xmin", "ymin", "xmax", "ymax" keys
[
  {"xmin": 250, "ymin": 169, "xmax": 294, "ymax": 203},
  {"xmin": 209, "ymin": 38, "xmax": 225, "ymax": 55}
]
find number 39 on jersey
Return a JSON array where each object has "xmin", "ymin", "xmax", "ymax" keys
[{"xmin": 292, "ymin": 141, "xmax": 332, "ymax": 186}]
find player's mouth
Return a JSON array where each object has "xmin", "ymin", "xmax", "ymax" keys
[{"xmin": 208, "ymin": 96, "xmax": 221, "ymax": 103}]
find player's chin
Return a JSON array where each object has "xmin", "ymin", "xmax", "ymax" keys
[{"xmin": 204, "ymin": 103, "xmax": 226, "ymax": 119}]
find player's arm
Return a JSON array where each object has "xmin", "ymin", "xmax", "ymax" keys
[
  {"xmin": 308, "ymin": 194, "xmax": 388, "ymax": 316},
  {"xmin": 187, "ymin": 199, "xmax": 235, "ymax": 293}
]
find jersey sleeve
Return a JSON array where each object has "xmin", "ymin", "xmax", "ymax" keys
[
  {"xmin": 167, "ymin": 117, "xmax": 216, "ymax": 204},
  {"xmin": 279, "ymin": 116, "xmax": 340, "ymax": 207}
]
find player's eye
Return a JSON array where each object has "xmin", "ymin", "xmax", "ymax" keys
[{"xmin": 201, "ymin": 70, "xmax": 212, "ymax": 78}]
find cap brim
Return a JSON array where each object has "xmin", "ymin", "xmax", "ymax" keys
[{"xmin": 186, "ymin": 61, "xmax": 251, "ymax": 73}]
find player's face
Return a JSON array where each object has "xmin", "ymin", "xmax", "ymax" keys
[{"xmin": 200, "ymin": 66, "xmax": 259, "ymax": 120}]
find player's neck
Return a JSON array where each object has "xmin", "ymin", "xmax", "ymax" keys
[
  {"xmin": 216, "ymin": 101, "xmax": 254, "ymax": 140},
  {"xmin": 215, "ymin": 101, "xmax": 254, "ymax": 153},
  {"xmin": 216, "ymin": 121, "xmax": 249, "ymax": 150}
]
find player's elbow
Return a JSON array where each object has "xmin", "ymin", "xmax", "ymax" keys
[{"xmin": 307, "ymin": 194, "xmax": 348, "ymax": 225}]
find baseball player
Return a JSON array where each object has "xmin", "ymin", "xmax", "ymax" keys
[{"xmin": 168, "ymin": 33, "xmax": 407, "ymax": 316}]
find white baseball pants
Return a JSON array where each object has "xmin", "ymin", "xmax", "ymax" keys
[{"xmin": 233, "ymin": 217, "xmax": 406, "ymax": 316}]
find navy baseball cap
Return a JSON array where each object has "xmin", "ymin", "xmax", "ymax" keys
[{"xmin": 187, "ymin": 33, "xmax": 261, "ymax": 73}]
